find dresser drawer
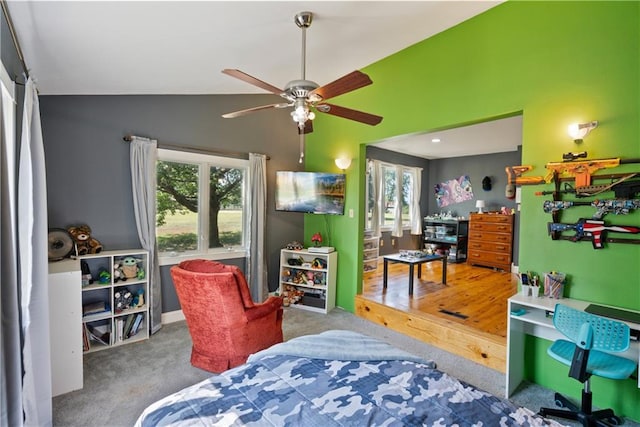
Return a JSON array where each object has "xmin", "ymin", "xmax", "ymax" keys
[
  {"xmin": 469, "ymin": 213, "xmax": 513, "ymax": 224},
  {"xmin": 467, "ymin": 240, "xmax": 511, "ymax": 254},
  {"xmin": 469, "ymin": 221, "xmax": 513, "ymax": 233},
  {"xmin": 467, "ymin": 250, "xmax": 512, "ymax": 266},
  {"xmin": 468, "ymin": 230, "xmax": 512, "ymax": 243}
]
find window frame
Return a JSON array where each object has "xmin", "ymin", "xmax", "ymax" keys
[
  {"xmin": 365, "ymin": 160, "xmax": 418, "ymax": 232},
  {"xmin": 156, "ymin": 148, "xmax": 249, "ymax": 266}
]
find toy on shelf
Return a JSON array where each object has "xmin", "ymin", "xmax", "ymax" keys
[
  {"xmin": 121, "ymin": 257, "xmax": 144, "ymax": 280},
  {"xmin": 285, "ymin": 241, "xmax": 304, "ymax": 250},
  {"xmin": 67, "ymin": 224, "xmax": 103, "ymax": 255},
  {"xmin": 98, "ymin": 268, "xmax": 111, "ymax": 284},
  {"xmin": 132, "ymin": 289, "xmax": 145, "ymax": 308},
  {"xmin": 113, "ymin": 262, "xmax": 126, "ymax": 282},
  {"xmin": 114, "ymin": 288, "xmax": 133, "ymax": 313}
]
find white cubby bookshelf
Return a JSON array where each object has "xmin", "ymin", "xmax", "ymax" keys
[
  {"xmin": 279, "ymin": 248, "xmax": 337, "ymax": 314},
  {"xmin": 78, "ymin": 249, "xmax": 149, "ymax": 352}
]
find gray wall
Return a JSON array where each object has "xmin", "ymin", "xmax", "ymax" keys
[
  {"xmin": 427, "ymin": 149, "xmax": 521, "ymax": 217},
  {"xmin": 40, "ymin": 95, "xmax": 305, "ymax": 312},
  {"xmin": 366, "ymin": 145, "xmax": 522, "ymax": 263},
  {"xmin": 427, "ymin": 148, "xmax": 522, "ymax": 264}
]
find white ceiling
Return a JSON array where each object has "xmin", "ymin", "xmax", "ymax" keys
[
  {"xmin": 372, "ymin": 115, "xmax": 522, "ymax": 159},
  {"xmin": 5, "ymin": 0, "xmax": 515, "ymax": 157}
]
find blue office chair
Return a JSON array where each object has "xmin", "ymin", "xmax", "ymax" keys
[{"xmin": 539, "ymin": 304, "xmax": 637, "ymax": 426}]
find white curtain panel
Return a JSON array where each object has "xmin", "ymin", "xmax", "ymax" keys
[
  {"xmin": 18, "ymin": 77, "xmax": 52, "ymax": 426},
  {"xmin": 370, "ymin": 159, "xmax": 382, "ymax": 238},
  {"xmin": 411, "ymin": 168, "xmax": 422, "ymax": 235},
  {"xmin": 247, "ymin": 153, "xmax": 267, "ymax": 301},
  {"xmin": 1, "ymin": 62, "xmax": 24, "ymax": 427},
  {"xmin": 391, "ymin": 165, "xmax": 403, "ymax": 238},
  {"xmin": 130, "ymin": 137, "xmax": 162, "ymax": 334}
]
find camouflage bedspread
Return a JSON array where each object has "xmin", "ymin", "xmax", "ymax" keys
[{"xmin": 135, "ymin": 331, "xmax": 565, "ymax": 427}]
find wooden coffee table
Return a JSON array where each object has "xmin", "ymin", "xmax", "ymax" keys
[{"xmin": 383, "ymin": 253, "xmax": 447, "ymax": 295}]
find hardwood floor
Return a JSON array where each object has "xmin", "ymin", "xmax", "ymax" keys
[{"xmin": 355, "ymin": 258, "xmax": 518, "ymax": 372}]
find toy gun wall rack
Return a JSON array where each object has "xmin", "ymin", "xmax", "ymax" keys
[{"xmin": 505, "ymin": 155, "xmax": 640, "ymax": 249}]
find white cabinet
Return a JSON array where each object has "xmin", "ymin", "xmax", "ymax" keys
[
  {"xmin": 78, "ymin": 249, "xmax": 149, "ymax": 352},
  {"xmin": 279, "ymin": 249, "xmax": 337, "ymax": 314},
  {"xmin": 49, "ymin": 259, "xmax": 83, "ymax": 396}
]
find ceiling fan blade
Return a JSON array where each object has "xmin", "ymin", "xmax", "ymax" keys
[
  {"xmin": 297, "ymin": 120, "xmax": 313, "ymax": 135},
  {"xmin": 222, "ymin": 103, "xmax": 289, "ymax": 119},
  {"xmin": 310, "ymin": 70, "xmax": 373, "ymax": 101},
  {"xmin": 316, "ymin": 103, "xmax": 383, "ymax": 126},
  {"xmin": 222, "ymin": 69, "xmax": 284, "ymax": 95}
]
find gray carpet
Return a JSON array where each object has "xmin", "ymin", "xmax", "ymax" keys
[{"xmin": 53, "ymin": 307, "xmax": 639, "ymax": 426}]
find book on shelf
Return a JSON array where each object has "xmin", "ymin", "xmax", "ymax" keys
[
  {"xmin": 83, "ymin": 301, "xmax": 110, "ymax": 316},
  {"xmin": 130, "ymin": 313, "xmax": 144, "ymax": 337},
  {"xmin": 123, "ymin": 314, "xmax": 136, "ymax": 339},
  {"xmin": 116, "ymin": 318, "xmax": 125, "ymax": 343}
]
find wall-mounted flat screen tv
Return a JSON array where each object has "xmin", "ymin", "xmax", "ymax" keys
[{"xmin": 275, "ymin": 171, "xmax": 346, "ymax": 215}]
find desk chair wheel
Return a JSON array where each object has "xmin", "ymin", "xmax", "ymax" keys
[{"xmin": 554, "ymin": 392, "xmax": 577, "ymax": 411}]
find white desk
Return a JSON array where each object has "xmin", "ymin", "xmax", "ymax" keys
[{"xmin": 506, "ymin": 293, "xmax": 640, "ymax": 398}]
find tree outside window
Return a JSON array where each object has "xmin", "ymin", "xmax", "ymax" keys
[
  {"xmin": 365, "ymin": 160, "xmax": 418, "ymax": 231},
  {"xmin": 156, "ymin": 150, "xmax": 247, "ymax": 255}
]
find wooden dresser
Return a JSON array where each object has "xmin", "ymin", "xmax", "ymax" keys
[{"xmin": 467, "ymin": 213, "xmax": 514, "ymax": 271}]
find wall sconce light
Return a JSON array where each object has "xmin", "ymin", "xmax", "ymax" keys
[
  {"xmin": 475, "ymin": 200, "xmax": 486, "ymax": 214},
  {"xmin": 335, "ymin": 157, "xmax": 352, "ymax": 170},
  {"xmin": 567, "ymin": 120, "xmax": 598, "ymax": 143}
]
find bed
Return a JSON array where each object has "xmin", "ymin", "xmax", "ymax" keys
[{"xmin": 135, "ymin": 330, "xmax": 564, "ymax": 426}]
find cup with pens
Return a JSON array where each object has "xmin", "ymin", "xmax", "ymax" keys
[
  {"xmin": 544, "ymin": 271, "xmax": 566, "ymax": 299},
  {"xmin": 520, "ymin": 272, "xmax": 540, "ymax": 297}
]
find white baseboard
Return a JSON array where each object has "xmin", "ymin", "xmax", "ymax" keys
[
  {"xmin": 511, "ymin": 264, "xmax": 519, "ymax": 274},
  {"xmin": 161, "ymin": 309, "xmax": 185, "ymax": 324}
]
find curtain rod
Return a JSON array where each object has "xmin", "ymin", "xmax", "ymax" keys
[
  {"xmin": 1, "ymin": 0, "xmax": 30, "ymax": 80},
  {"xmin": 123, "ymin": 135, "xmax": 269, "ymax": 160}
]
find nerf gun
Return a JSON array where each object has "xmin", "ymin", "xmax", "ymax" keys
[
  {"xmin": 505, "ymin": 165, "xmax": 546, "ymax": 185},
  {"xmin": 544, "ymin": 154, "xmax": 640, "ymax": 188},
  {"xmin": 543, "ymin": 199, "xmax": 640, "ymax": 220},
  {"xmin": 535, "ymin": 176, "xmax": 640, "ymax": 198},
  {"xmin": 504, "ymin": 165, "xmax": 545, "ymax": 198},
  {"xmin": 548, "ymin": 218, "xmax": 640, "ymax": 249}
]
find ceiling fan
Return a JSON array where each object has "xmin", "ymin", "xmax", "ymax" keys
[{"xmin": 221, "ymin": 11, "xmax": 383, "ymax": 134}]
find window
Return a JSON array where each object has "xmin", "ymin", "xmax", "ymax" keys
[
  {"xmin": 156, "ymin": 149, "xmax": 248, "ymax": 261},
  {"xmin": 366, "ymin": 159, "xmax": 420, "ymax": 232},
  {"xmin": 381, "ymin": 165, "xmax": 398, "ymax": 228},
  {"xmin": 401, "ymin": 169, "xmax": 416, "ymax": 227}
]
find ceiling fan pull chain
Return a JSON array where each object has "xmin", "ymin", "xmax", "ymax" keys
[{"xmin": 299, "ymin": 134, "xmax": 305, "ymax": 164}]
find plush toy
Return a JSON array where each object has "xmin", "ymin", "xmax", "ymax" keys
[
  {"xmin": 132, "ymin": 289, "xmax": 145, "ymax": 308},
  {"xmin": 98, "ymin": 268, "xmax": 111, "ymax": 284},
  {"xmin": 121, "ymin": 257, "xmax": 140, "ymax": 279},
  {"xmin": 113, "ymin": 263, "xmax": 126, "ymax": 282},
  {"xmin": 114, "ymin": 288, "xmax": 133, "ymax": 313},
  {"xmin": 67, "ymin": 224, "xmax": 102, "ymax": 256}
]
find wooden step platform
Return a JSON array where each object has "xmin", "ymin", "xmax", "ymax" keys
[{"xmin": 356, "ymin": 258, "xmax": 517, "ymax": 372}]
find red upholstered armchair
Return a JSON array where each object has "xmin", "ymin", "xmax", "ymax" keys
[{"xmin": 170, "ymin": 259, "xmax": 283, "ymax": 373}]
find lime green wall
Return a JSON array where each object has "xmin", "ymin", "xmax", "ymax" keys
[{"xmin": 305, "ymin": 1, "xmax": 639, "ymax": 420}]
